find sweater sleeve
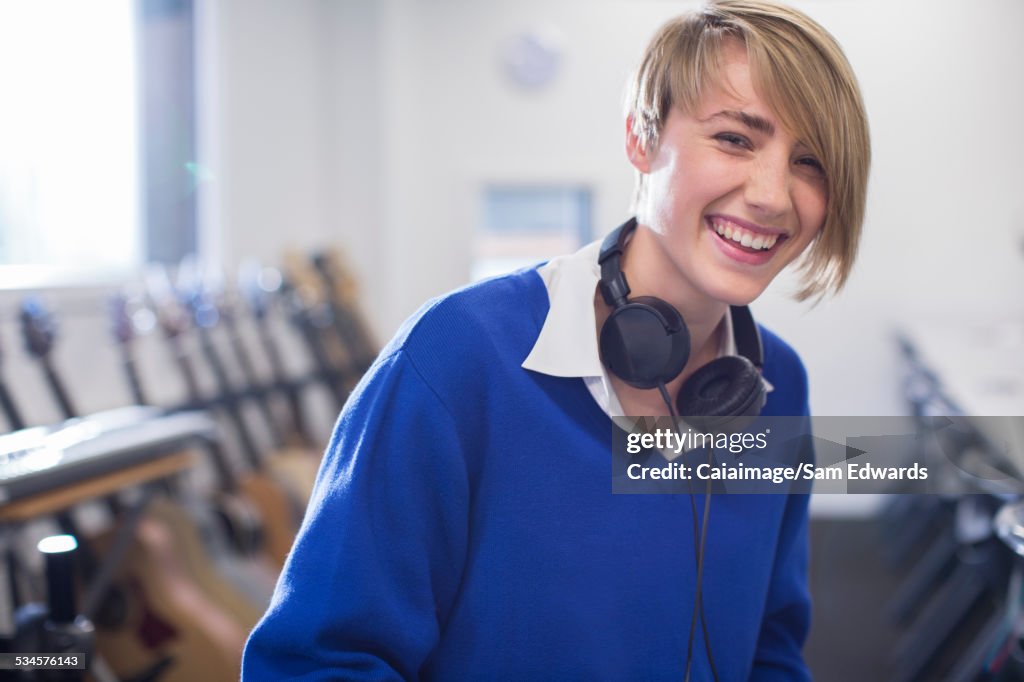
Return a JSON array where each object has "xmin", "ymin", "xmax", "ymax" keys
[{"xmin": 242, "ymin": 349, "xmax": 469, "ymax": 681}]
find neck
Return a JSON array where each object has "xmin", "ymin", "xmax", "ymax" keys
[
  {"xmin": 622, "ymin": 223, "xmax": 727, "ymax": 362},
  {"xmin": 596, "ymin": 222, "xmax": 728, "ymax": 416}
]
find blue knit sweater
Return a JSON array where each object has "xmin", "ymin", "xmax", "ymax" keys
[{"xmin": 243, "ymin": 267, "xmax": 812, "ymax": 681}]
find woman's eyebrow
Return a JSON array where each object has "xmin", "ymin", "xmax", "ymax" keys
[{"xmin": 702, "ymin": 109, "xmax": 776, "ymax": 136}]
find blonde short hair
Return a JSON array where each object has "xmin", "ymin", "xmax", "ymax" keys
[{"xmin": 625, "ymin": 0, "xmax": 870, "ymax": 300}]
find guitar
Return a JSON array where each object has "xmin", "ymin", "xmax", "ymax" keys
[
  {"xmin": 144, "ymin": 267, "xmax": 206, "ymax": 407},
  {"xmin": 0, "ymin": 327, "xmax": 27, "ymax": 431},
  {"xmin": 183, "ymin": 273, "xmax": 314, "ymax": 508},
  {"xmin": 18, "ymin": 297, "xmax": 115, "ymax": 594},
  {"xmin": 146, "ymin": 268, "xmax": 300, "ymax": 569},
  {"xmin": 239, "ymin": 264, "xmax": 313, "ymax": 448},
  {"xmin": 109, "ymin": 293, "xmax": 148, "ymax": 407},
  {"xmin": 138, "ymin": 271, "xmax": 271, "ymax": 570},
  {"xmin": 19, "ymin": 298, "xmax": 78, "ymax": 420},
  {"xmin": 201, "ymin": 271, "xmax": 321, "ymax": 507},
  {"xmin": 0, "ymin": 332, "xmax": 29, "ymax": 613},
  {"xmin": 310, "ymin": 248, "xmax": 379, "ymax": 375},
  {"xmin": 211, "ymin": 284, "xmax": 286, "ymax": 449},
  {"xmin": 277, "ymin": 257, "xmax": 355, "ymax": 406},
  {"xmin": 107, "ymin": 290, "xmax": 273, "ymax": 625},
  {"xmin": 87, "ymin": 495, "xmax": 248, "ymax": 682}
]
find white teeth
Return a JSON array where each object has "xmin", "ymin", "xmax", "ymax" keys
[{"xmin": 710, "ymin": 219, "xmax": 782, "ymax": 251}]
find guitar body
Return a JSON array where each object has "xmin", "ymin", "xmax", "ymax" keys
[
  {"xmin": 88, "ymin": 515, "xmax": 246, "ymax": 682},
  {"xmin": 238, "ymin": 472, "xmax": 300, "ymax": 568},
  {"xmin": 266, "ymin": 444, "xmax": 322, "ymax": 509},
  {"xmin": 143, "ymin": 498, "xmax": 266, "ymax": 627}
]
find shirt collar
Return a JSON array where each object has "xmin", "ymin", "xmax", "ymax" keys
[
  {"xmin": 522, "ymin": 239, "xmax": 738, "ymax": 379},
  {"xmin": 522, "ymin": 240, "xmax": 606, "ymax": 377}
]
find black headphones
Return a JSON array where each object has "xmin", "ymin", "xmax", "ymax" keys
[{"xmin": 598, "ymin": 218, "xmax": 767, "ymax": 428}]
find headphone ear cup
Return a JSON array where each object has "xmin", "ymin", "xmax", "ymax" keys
[
  {"xmin": 676, "ymin": 355, "xmax": 765, "ymax": 431},
  {"xmin": 599, "ymin": 298, "xmax": 690, "ymax": 389}
]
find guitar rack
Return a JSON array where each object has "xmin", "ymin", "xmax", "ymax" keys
[{"xmin": 0, "ymin": 251, "xmax": 379, "ymax": 682}]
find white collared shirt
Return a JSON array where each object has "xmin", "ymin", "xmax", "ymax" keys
[{"xmin": 521, "ymin": 239, "xmax": 770, "ymax": 418}]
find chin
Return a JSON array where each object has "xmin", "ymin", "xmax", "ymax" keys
[{"xmin": 702, "ymin": 274, "xmax": 770, "ymax": 307}]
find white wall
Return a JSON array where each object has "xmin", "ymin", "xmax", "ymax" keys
[{"xmin": 196, "ymin": 0, "xmax": 388, "ymax": 326}]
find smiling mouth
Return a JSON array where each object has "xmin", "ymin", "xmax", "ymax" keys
[{"xmin": 707, "ymin": 217, "xmax": 788, "ymax": 255}]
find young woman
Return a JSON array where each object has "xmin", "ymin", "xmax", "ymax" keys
[{"xmin": 243, "ymin": 1, "xmax": 870, "ymax": 679}]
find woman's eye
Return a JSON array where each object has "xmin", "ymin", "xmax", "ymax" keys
[
  {"xmin": 714, "ymin": 132, "xmax": 751, "ymax": 149},
  {"xmin": 796, "ymin": 156, "xmax": 825, "ymax": 175}
]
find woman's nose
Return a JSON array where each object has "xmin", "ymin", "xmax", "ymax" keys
[{"xmin": 743, "ymin": 156, "xmax": 792, "ymax": 220}]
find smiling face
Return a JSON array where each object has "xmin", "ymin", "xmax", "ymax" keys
[{"xmin": 627, "ymin": 39, "xmax": 828, "ymax": 307}]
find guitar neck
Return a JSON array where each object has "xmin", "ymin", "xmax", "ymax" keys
[
  {"xmin": 282, "ymin": 290, "xmax": 350, "ymax": 407},
  {"xmin": 193, "ymin": 324, "xmax": 266, "ymax": 472},
  {"xmin": 0, "ymin": 334, "xmax": 25, "ymax": 430},
  {"xmin": 0, "ymin": 378, "xmax": 26, "ymax": 431},
  {"xmin": 119, "ymin": 347, "xmax": 149, "ymax": 407},
  {"xmin": 40, "ymin": 355, "xmax": 78, "ymax": 421},
  {"xmin": 168, "ymin": 336, "xmax": 203, "ymax": 404},
  {"xmin": 20, "ymin": 299, "xmax": 79, "ymax": 420},
  {"xmin": 312, "ymin": 256, "xmax": 376, "ymax": 373},
  {"xmin": 313, "ymin": 268, "xmax": 365, "ymax": 370},
  {"xmin": 143, "ymin": 304, "xmax": 252, "ymax": 491},
  {"xmin": 161, "ymin": 344, "xmax": 243, "ymax": 491},
  {"xmin": 331, "ymin": 300, "xmax": 375, "ymax": 374},
  {"xmin": 220, "ymin": 315, "xmax": 285, "ymax": 449},
  {"xmin": 109, "ymin": 294, "xmax": 149, "ymax": 407},
  {"xmin": 253, "ymin": 321, "xmax": 313, "ymax": 447}
]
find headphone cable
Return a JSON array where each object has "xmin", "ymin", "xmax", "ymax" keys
[{"xmin": 658, "ymin": 382, "xmax": 719, "ymax": 682}]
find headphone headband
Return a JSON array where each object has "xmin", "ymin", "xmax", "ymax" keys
[
  {"xmin": 729, "ymin": 305, "xmax": 763, "ymax": 370},
  {"xmin": 598, "ymin": 218, "xmax": 636, "ymax": 308}
]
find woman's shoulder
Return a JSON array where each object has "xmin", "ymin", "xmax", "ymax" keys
[
  {"xmin": 757, "ymin": 324, "xmax": 810, "ymax": 413},
  {"xmin": 373, "ymin": 265, "xmax": 550, "ymax": 386},
  {"xmin": 758, "ymin": 325, "xmax": 806, "ymax": 375}
]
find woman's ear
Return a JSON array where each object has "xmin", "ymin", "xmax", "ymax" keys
[{"xmin": 625, "ymin": 115, "xmax": 653, "ymax": 173}]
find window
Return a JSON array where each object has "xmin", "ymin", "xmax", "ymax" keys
[
  {"xmin": 0, "ymin": 0, "xmax": 197, "ymax": 289},
  {"xmin": 473, "ymin": 185, "xmax": 592, "ymax": 281}
]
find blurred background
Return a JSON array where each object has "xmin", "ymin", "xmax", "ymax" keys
[
  {"xmin": 1, "ymin": 0, "xmax": 1022, "ymax": 415},
  {"xmin": 0, "ymin": 1, "xmax": 1022, "ymax": 680}
]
